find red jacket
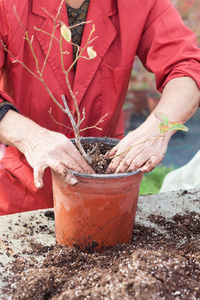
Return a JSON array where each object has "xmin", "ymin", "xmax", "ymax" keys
[{"xmin": 0, "ymin": 0, "xmax": 200, "ymax": 215}]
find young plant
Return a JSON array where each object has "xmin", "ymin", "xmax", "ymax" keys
[
  {"xmin": 2, "ymin": 2, "xmax": 189, "ymax": 169},
  {"xmin": 2, "ymin": 0, "xmax": 105, "ymax": 165}
]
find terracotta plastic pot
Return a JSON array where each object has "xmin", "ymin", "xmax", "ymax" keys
[{"xmin": 52, "ymin": 137, "xmax": 143, "ymax": 252}]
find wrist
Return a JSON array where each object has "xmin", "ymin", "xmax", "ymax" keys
[
  {"xmin": 141, "ymin": 112, "xmax": 174, "ymax": 142},
  {"xmin": 0, "ymin": 110, "xmax": 41, "ymax": 152}
]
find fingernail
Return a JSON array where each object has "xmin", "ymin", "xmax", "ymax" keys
[
  {"xmin": 105, "ymin": 168, "xmax": 114, "ymax": 174},
  {"xmin": 35, "ymin": 182, "xmax": 43, "ymax": 189},
  {"xmin": 69, "ymin": 177, "xmax": 78, "ymax": 186},
  {"xmin": 142, "ymin": 166, "xmax": 148, "ymax": 172}
]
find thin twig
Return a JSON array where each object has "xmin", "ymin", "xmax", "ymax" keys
[
  {"xmin": 5, "ymin": 2, "xmax": 103, "ymax": 166},
  {"xmin": 80, "ymin": 113, "xmax": 108, "ymax": 132},
  {"xmin": 48, "ymin": 108, "xmax": 73, "ymax": 131},
  {"xmin": 41, "ymin": 0, "xmax": 65, "ymax": 74}
]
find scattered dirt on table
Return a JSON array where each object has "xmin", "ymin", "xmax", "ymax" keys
[{"xmin": 3, "ymin": 210, "xmax": 200, "ymax": 300}]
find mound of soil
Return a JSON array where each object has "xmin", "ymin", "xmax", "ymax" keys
[{"xmin": 3, "ymin": 210, "xmax": 200, "ymax": 300}]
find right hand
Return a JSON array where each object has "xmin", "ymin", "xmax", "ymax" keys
[
  {"xmin": 0, "ymin": 111, "xmax": 94, "ymax": 188},
  {"xmin": 21, "ymin": 128, "xmax": 94, "ymax": 189}
]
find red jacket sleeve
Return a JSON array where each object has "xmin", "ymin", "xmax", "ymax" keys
[
  {"xmin": 0, "ymin": 0, "xmax": 16, "ymax": 105},
  {"xmin": 136, "ymin": 0, "xmax": 200, "ymax": 92}
]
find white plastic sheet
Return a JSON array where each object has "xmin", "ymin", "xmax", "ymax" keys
[{"xmin": 160, "ymin": 150, "xmax": 200, "ymax": 193}]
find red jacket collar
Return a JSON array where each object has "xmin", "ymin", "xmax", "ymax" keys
[
  {"xmin": 32, "ymin": 0, "xmax": 117, "ymax": 19},
  {"xmin": 32, "ymin": 0, "xmax": 117, "ymax": 106}
]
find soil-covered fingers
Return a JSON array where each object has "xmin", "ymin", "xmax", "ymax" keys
[
  {"xmin": 124, "ymin": 150, "xmax": 164, "ymax": 173},
  {"xmin": 107, "ymin": 142, "xmax": 165, "ymax": 174},
  {"xmin": 140, "ymin": 155, "xmax": 163, "ymax": 173},
  {"xmin": 64, "ymin": 139, "xmax": 94, "ymax": 174},
  {"xmin": 33, "ymin": 164, "xmax": 46, "ymax": 189},
  {"xmin": 49, "ymin": 158, "xmax": 80, "ymax": 185},
  {"xmin": 33, "ymin": 159, "xmax": 79, "ymax": 189},
  {"xmin": 106, "ymin": 144, "xmax": 132, "ymax": 174},
  {"xmin": 109, "ymin": 151, "xmax": 140, "ymax": 174},
  {"xmin": 110, "ymin": 153, "xmax": 163, "ymax": 175}
]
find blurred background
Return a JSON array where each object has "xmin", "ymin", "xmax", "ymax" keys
[{"xmin": 123, "ymin": 0, "xmax": 200, "ymax": 195}]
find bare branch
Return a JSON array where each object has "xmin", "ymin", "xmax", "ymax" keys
[
  {"xmin": 40, "ymin": 2, "xmax": 64, "ymax": 74},
  {"xmin": 69, "ymin": 20, "xmax": 92, "ymax": 29},
  {"xmin": 34, "ymin": 27, "xmax": 60, "ymax": 43},
  {"xmin": 61, "ymin": 95, "xmax": 91, "ymax": 164},
  {"xmin": 61, "ymin": 95, "xmax": 77, "ymax": 133},
  {"xmin": 48, "ymin": 108, "xmax": 73, "ymax": 131},
  {"xmin": 66, "ymin": 28, "xmax": 98, "ymax": 74},
  {"xmin": 7, "ymin": 1, "xmax": 101, "ymax": 166},
  {"xmin": 80, "ymin": 113, "xmax": 108, "ymax": 132},
  {"xmin": 3, "ymin": 44, "xmax": 40, "ymax": 80}
]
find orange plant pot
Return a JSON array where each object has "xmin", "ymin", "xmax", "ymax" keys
[{"xmin": 52, "ymin": 138, "xmax": 143, "ymax": 252}]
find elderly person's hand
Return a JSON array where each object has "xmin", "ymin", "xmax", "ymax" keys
[
  {"xmin": 107, "ymin": 77, "xmax": 200, "ymax": 174},
  {"xmin": 106, "ymin": 119, "xmax": 171, "ymax": 174},
  {"xmin": 0, "ymin": 110, "xmax": 94, "ymax": 189}
]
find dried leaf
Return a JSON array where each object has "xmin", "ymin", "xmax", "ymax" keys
[
  {"xmin": 61, "ymin": 23, "xmax": 71, "ymax": 43},
  {"xmin": 87, "ymin": 46, "xmax": 97, "ymax": 59}
]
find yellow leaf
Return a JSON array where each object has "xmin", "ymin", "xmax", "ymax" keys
[
  {"xmin": 61, "ymin": 23, "xmax": 71, "ymax": 42},
  {"xmin": 87, "ymin": 46, "xmax": 97, "ymax": 59}
]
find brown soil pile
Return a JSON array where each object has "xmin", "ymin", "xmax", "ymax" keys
[{"xmin": 3, "ymin": 211, "xmax": 200, "ymax": 300}]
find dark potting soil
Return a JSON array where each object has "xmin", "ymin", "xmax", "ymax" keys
[
  {"xmin": 3, "ymin": 210, "xmax": 200, "ymax": 300},
  {"xmin": 80, "ymin": 141, "xmax": 113, "ymax": 173}
]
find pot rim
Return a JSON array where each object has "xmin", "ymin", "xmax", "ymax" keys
[
  {"xmin": 71, "ymin": 168, "xmax": 141, "ymax": 179},
  {"xmin": 71, "ymin": 137, "xmax": 141, "ymax": 178}
]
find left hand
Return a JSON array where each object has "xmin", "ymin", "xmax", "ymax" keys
[
  {"xmin": 107, "ymin": 77, "xmax": 200, "ymax": 174},
  {"xmin": 106, "ymin": 123, "xmax": 171, "ymax": 174}
]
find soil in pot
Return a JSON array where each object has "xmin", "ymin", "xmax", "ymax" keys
[
  {"xmin": 79, "ymin": 141, "xmax": 113, "ymax": 173},
  {"xmin": 2, "ymin": 207, "xmax": 200, "ymax": 300}
]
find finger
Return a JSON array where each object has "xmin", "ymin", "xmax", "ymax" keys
[
  {"xmin": 106, "ymin": 153, "xmax": 125, "ymax": 173},
  {"xmin": 60, "ymin": 154, "xmax": 94, "ymax": 174},
  {"xmin": 48, "ymin": 159, "xmax": 79, "ymax": 184},
  {"xmin": 140, "ymin": 155, "xmax": 163, "ymax": 173},
  {"xmin": 65, "ymin": 140, "xmax": 94, "ymax": 173},
  {"xmin": 74, "ymin": 153, "xmax": 94, "ymax": 173},
  {"xmin": 106, "ymin": 144, "xmax": 128, "ymax": 173},
  {"xmin": 49, "ymin": 160, "xmax": 78, "ymax": 185},
  {"xmin": 63, "ymin": 168, "xmax": 78, "ymax": 186},
  {"xmin": 114, "ymin": 157, "xmax": 133, "ymax": 174},
  {"xmin": 34, "ymin": 165, "xmax": 46, "ymax": 189},
  {"xmin": 108, "ymin": 144, "xmax": 140, "ymax": 174},
  {"xmin": 107, "ymin": 145, "xmax": 119, "ymax": 157},
  {"xmin": 126, "ymin": 159, "xmax": 141, "ymax": 173}
]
